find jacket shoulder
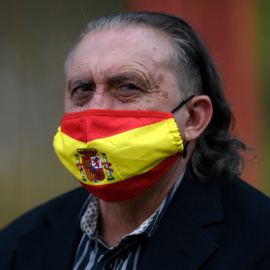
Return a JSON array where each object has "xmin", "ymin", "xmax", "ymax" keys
[
  {"xmin": 221, "ymin": 176, "xmax": 270, "ymax": 218},
  {"xmin": 1, "ymin": 187, "xmax": 88, "ymax": 234},
  {"xmin": 0, "ymin": 187, "xmax": 88, "ymax": 269}
]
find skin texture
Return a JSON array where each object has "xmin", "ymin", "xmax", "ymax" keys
[{"xmin": 65, "ymin": 25, "xmax": 213, "ymax": 247}]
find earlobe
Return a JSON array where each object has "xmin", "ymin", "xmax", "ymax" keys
[{"xmin": 184, "ymin": 95, "xmax": 213, "ymax": 142}]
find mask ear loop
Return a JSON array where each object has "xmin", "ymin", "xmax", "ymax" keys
[
  {"xmin": 182, "ymin": 141, "xmax": 190, "ymax": 159},
  {"xmin": 171, "ymin": 95, "xmax": 195, "ymax": 159},
  {"xmin": 171, "ymin": 95, "xmax": 195, "ymax": 113}
]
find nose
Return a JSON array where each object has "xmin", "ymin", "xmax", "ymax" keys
[{"xmin": 87, "ymin": 86, "xmax": 113, "ymax": 110}]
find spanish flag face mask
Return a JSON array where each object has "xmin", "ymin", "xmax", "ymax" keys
[{"xmin": 53, "ymin": 96, "xmax": 194, "ymax": 202}]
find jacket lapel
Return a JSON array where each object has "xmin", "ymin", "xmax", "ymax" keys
[
  {"xmin": 139, "ymin": 175, "xmax": 224, "ymax": 270},
  {"xmin": 16, "ymin": 221, "xmax": 82, "ymax": 270},
  {"xmin": 15, "ymin": 188, "xmax": 88, "ymax": 270}
]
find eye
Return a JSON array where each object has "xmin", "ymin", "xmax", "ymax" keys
[
  {"xmin": 119, "ymin": 84, "xmax": 139, "ymax": 91},
  {"xmin": 70, "ymin": 85, "xmax": 94, "ymax": 107},
  {"xmin": 74, "ymin": 85, "xmax": 91, "ymax": 93},
  {"xmin": 111, "ymin": 83, "xmax": 144, "ymax": 103}
]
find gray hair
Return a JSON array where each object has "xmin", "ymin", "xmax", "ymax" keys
[{"xmin": 65, "ymin": 12, "xmax": 247, "ymax": 181}]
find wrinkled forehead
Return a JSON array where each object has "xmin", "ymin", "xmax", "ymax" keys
[{"xmin": 69, "ymin": 24, "xmax": 174, "ymax": 69}]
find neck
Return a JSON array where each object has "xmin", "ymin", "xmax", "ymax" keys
[{"xmin": 98, "ymin": 155, "xmax": 189, "ymax": 247}]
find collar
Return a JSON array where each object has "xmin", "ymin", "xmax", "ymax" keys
[{"xmin": 80, "ymin": 170, "xmax": 186, "ymax": 240}]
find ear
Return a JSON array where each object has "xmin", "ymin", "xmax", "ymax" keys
[{"xmin": 184, "ymin": 95, "xmax": 213, "ymax": 142}]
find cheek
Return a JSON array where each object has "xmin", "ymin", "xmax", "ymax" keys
[
  {"xmin": 64, "ymin": 96, "xmax": 76, "ymax": 113},
  {"xmin": 64, "ymin": 97, "xmax": 69, "ymax": 113},
  {"xmin": 161, "ymin": 90, "xmax": 169, "ymax": 99}
]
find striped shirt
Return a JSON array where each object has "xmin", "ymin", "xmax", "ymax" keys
[{"xmin": 72, "ymin": 171, "xmax": 184, "ymax": 270}]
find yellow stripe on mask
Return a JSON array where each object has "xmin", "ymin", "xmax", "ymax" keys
[{"xmin": 54, "ymin": 118, "xmax": 183, "ymax": 186}]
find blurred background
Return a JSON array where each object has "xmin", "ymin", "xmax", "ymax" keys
[{"xmin": 0, "ymin": 0, "xmax": 269, "ymax": 229}]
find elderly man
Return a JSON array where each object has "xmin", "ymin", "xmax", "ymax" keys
[{"xmin": 1, "ymin": 12, "xmax": 270, "ymax": 270}]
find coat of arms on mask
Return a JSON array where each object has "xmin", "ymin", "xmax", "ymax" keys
[{"xmin": 75, "ymin": 148, "xmax": 114, "ymax": 183}]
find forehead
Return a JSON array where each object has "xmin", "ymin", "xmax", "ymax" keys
[{"xmin": 68, "ymin": 25, "xmax": 173, "ymax": 76}]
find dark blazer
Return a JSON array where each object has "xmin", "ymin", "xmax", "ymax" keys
[{"xmin": 1, "ymin": 174, "xmax": 270, "ymax": 270}]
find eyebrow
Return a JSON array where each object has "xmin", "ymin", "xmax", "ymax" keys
[
  {"xmin": 68, "ymin": 72, "xmax": 148, "ymax": 89},
  {"xmin": 106, "ymin": 73, "xmax": 147, "ymax": 86}
]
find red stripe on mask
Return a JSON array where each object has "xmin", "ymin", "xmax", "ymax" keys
[{"xmin": 60, "ymin": 109, "xmax": 174, "ymax": 143}]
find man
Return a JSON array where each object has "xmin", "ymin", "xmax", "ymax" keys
[{"xmin": 1, "ymin": 12, "xmax": 270, "ymax": 270}]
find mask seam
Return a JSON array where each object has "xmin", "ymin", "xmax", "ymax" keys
[
  {"xmin": 61, "ymin": 110, "xmax": 174, "ymax": 120},
  {"xmin": 166, "ymin": 119, "xmax": 183, "ymax": 154},
  {"xmin": 83, "ymin": 115, "xmax": 87, "ymax": 143}
]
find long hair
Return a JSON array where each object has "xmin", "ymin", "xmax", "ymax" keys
[{"xmin": 65, "ymin": 12, "xmax": 247, "ymax": 181}]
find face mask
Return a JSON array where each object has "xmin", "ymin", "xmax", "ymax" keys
[{"xmin": 53, "ymin": 96, "xmax": 194, "ymax": 202}]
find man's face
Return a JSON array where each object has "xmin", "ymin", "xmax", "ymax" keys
[{"xmin": 65, "ymin": 25, "xmax": 181, "ymax": 114}]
